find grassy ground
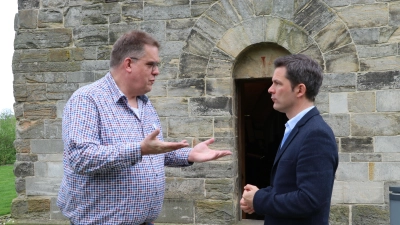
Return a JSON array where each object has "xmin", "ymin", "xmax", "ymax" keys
[
  {"xmin": 0, "ymin": 110, "xmax": 16, "ymax": 165},
  {"xmin": 0, "ymin": 165, "xmax": 16, "ymax": 215}
]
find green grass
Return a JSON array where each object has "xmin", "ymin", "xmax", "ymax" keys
[
  {"xmin": 0, "ymin": 165, "xmax": 16, "ymax": 215},
  {"xmin": 0, "ymin": 109, "xmax": 16, "ymax": 165}
]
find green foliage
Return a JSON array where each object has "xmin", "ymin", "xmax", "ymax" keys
[
  {"xmin": 0, "ymin": 109, "xmax": 16, "ymax": 165},
  {"xmin": 0, "ymin": 165, "xmax": 16, "ymax": 215}
]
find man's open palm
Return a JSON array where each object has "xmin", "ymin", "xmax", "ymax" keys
[{"xmin": 188, "ymin": 138, "xmax": 232, "ymax": 162}]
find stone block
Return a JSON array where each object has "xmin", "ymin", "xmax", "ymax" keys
[
  {"xmin": 24, "ymin": 102, "xmax": 57, "ymax": 119},
  {"xmin": 65, "ymin": 6, "xmax": 82, "ymax": 28},
  {"xmin": 217, "ymin": 25, "xmax": 251, "ymax": 58},
  {"xmin": 195, "ymin": 200, "xmax": 234, "ymax": 224},
  {"xmin": 189, "ymin": 97, "xmax": 232, "ymax": 116},
  {"xmin": 38, "ymin": 9, "xmax": 63, "ymax": 28},
  {"xmin": 140, "ymin": 21, "xmax": 167, "ymax": 43},
  {"xmin": 321, "ymin": 0, "xmax": 350, "ymax": 7},
  {"xmin": 15, "ymin": 177, "xmax": 26, "ymax": 193},
  {"xmin": 207, "ymin": 57, "xmax": 233, "ymax": 79},
  {"xmin": 204, "ymin": 2, "xmax": 235, "ymax": 31},
  {"xmin": 11, "ymin": 197, "xmax": 28, "ymax": 218},
  {"xmin": 14, "ymin": 139, "xmax": 31, "ymax": 154},
  {"xmin": 193, "ymin": 15, "xmax": 227, "ymax": 44},
  {"xmin": 108, "ymin": 24, "xmax": 140, "ymax": 44},
  {"xmin": 198, "ymin": 137, "xmax": 235, "ymax": 150},
  {"xmin": 179, "ymin": 53, "xmax": 208, "ymax": 78},
  {"xmin": 181, "ymin": 161, "xmax": 234, "ymax": 178},
  {"xmin": 151, "ymin": 97, "xmax": 189, "ymax": 117},
  {"xmin": 229, "ymin": 0, "xmax": 254, "ymax": 21},
  {"xmin": 164, "ymin": 167, "xmax": 181, "ymax": 177},
  {"xmin": 73, "ymin": 25, "xmax": 108, "ymax": 47},
  {"xmin": 16, "ymin": 119, "xmax": 44, "ymax": 139},
  {"xmin": 183, "ymin": 29, "xmax": 214, "ymax": 57},
  {"xmin": 17, "ymin": 154, "xmax": 38, "ymax": 162},
  {"xmin": 121, "ymin": 2, "xmax": 143, "ymax": 21},
  {"xmin": 31, "ymin": 139, "xmax": 63, "ymax": 154},
  {"xmin": 56, "ymin": 101, "xmax": 67, "ymax": 119},
  {"xmin": 336, "ymin": 162, "xmax": 369, "ymax": 181},
  {"xmin": 13, "ymin": 49, "xmax": 48, "ymax": 63},
  {"xmin": 352, "ymin": 205, "xmax": 389, "ymax": 225},
  {"xmin": 14, "ymin": 28, "xmax": 72, "ymax": 49},
  {"xmin": 294, "ymin": 0, "xmax": 337, "ymax": 37},
  {"xmin": 357, "ymin": 70, "xmax": 400, "ymax": 91},
  {"xmin": 81, "ymin": 60, "xmax": 109, "ymax": 71},
  {"xmin": 28, "ymin": 197, "xmax": 51, "ymax": 213},
  {"xmin": 206, "ymin": 78, "xmax": 232, "ymax": 97},
  {"xmin": 50, "ymin": 197, "xmax": 68, "ymax": 220},
  {"xmin": 26, "ymin": 177, "xmax": 62, "ymax": 196},
  {"xmin": 191, "ymin": 0, "xmax": 218, "ymax": 17},
  {"xmin": 42, "ymin": 0, "xmax": 67, "ymax": 8},
  {"xmin": 348, "ymin": 92, "xmax": 376, "ymax": 113},
  {"xmin": 322, "ymin": 114, "xmax": 350, "ymax": 137},
  {"xmin": 37, "ymin": 154, "xmax": 63, "ymax": 162},
  {"xmin": 155, "ymin": 199, "xmax": 194, "ymax": 223},
  {"xmin": 242, "ymin": 17, "xmax": 266, "ymax": 45},
  {"xmin": 336, "ymin": 3, "xmax": 388, "ymax": 29},
  {"xmin": 389, "ymin": 1, "xmax": 400, "ymax": 26},
  {"xmin": 44, "ymin": 119, "xmax": 62, "ymax": 139},
  {"xmin": 360, "ymin": 56, "xmax": 400, "ymax": 72},
  {"xmin": 81, "ymin": 4, "xmax": 108, "ymax": 25},
  {"xmin": 18, "ymin": 0, "xmax": 40, "ymax": 10},
  {"xmin": 314, "ymin": 19, "xmax": 352, "ymax": 53},
  {"xmin": 160, "ymin": 41, "xmax": 185, "ymax": 58},
  {"xmin": 164, "ymin": 177, "xmax": 205, "ymax": 199},
  {"xmin": 47, "ymin": 162, "xmax": 63, "ymax": 178},
  {"xmin": 332, "ymin": 181, "xmax": 344, "ymax": 204},
  {"xmin": 276, "ymin": 21, "xmax": 311, "ymax": 54},
  {"xmin": 214, "ymin": 117, "xmax": 233, "ymax": 138},
  {"xmin": 350, "ymin": 27, "xmax": 397, "ymax": 45},
  {"xmin": 166, "ymin": 18, "xmax": 196, "ymax": 41},
  {"xmin": 34, "ymin": 161, "xmax": 47, "ymax": 177},
  {"xmin": 253, "ymin": 0, "xmax": 273, "ymax": 15},
  {"xmin": 375, "ymin": 136, "xmax": 400, "ymax": 153},
  {"xmin": 343, "ymin": 182, "xmax": 384, "ymax": 204},
  {"xmin": 18, "ymin": 9, "xmax": 38, "ymax": 29},
  {"xmin": 219, "ymin": 0, "xmax": 241, "ymax": 25},
  {"xmin": 14, "ymin": 161, "xmax": 34, "ymax": 178},
  {"xmin": 314, "ymin": 92, "xmax": 328, "ymax": 113},
  {"xmin": 339, "ymin": 153, "xmax": 351, "ymax": 162},
  {"xmin": 351, "ymin": 153, "xmax": 381, "ymax": 162},
  {"xmin": 13, "ymin": 61, "xmax": 81, "ymax": 73},
  {"xmin": 147, "ymin": 80, "xmax": 167, "ymax": 97},
  {"xmin": 321, "ymin": 73, "xmax": 356, "ymax": 93},
  {"xmin": 205, "ymin": 178, "xmax": 234, "ymax": 200},
  {"xmin": 382, "ymin": 153, "xmax": 400, "ymax": 162},
  {"xmin": 144, "ymin": 1, "xmax": 191, "ymax": 20},
  {"xmin": 97, "ymin": 46, "xmax": 112, "ymax": 60},
  {"xmin": 329, "ymin": 93, "xmax": 348, "ymax": 114},
  {"xmin": 49, "ymin": 49, "xmax": 70, "ymax": 62},
  {"xmin": 372, "ymin": 162, "xmax": 400, "ymax": 181},
  {"xmin": 25, "ymin": 84, "xmax": 47, "ymax": 102},
  {"xmin": 272, "ymin": 0, "xmax": 294, "ymax": 20},
  {"xmin": 329, "ymin": 205, "xmax": 350, "ymax": 225},
  {"xmin": 341, "ymin": 137, "xmax": 373, "ymax": 153},
  {"xmin": 356, "ymin": 43, "xmax": 398, "ymax": 58},
  {"xmin": 351, "ymin": 113, "xmax": 400, "ymax": 136},
  {"xmin": 376, "ymin": 90, "xmax": 400, "ymax": 111},
  {"xmin": 168, "ymin": 79, "xmax": 205, "ymax": 97},
  {"xmin": 324, "ymin": 44, "xmax": 359, "ymax": 73},
  {"xmin": 168, "ymin": 116, "xmax": 213, "ymax": 137}
]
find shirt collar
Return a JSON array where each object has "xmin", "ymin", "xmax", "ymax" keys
[
  {"xmin": 105, "ymin": 72, "xmax": 149, "ymax": 104},
  {"xmin": 285, "ymin": 106, "xmax": 315, "ymax": 131}
]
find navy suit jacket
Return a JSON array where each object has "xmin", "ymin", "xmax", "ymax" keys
[{"xmin": 253, "ymin": 107, "xmax": 338, "ymax": 225}]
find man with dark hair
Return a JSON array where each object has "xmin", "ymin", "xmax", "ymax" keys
[
  {"xmin": 240, "ymin": 54, "xmax": 338, "ymax": 225},
  {"xmin": 57, "ymin": 30, "xmax": 231, "ymax": 225}
]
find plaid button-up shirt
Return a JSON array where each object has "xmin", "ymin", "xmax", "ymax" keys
[{"xmin": 57, "ymin": 72, "xmax": 192, "ymax": 225}]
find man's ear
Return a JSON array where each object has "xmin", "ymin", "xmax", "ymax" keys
[
  {"xmin": 296, "ymin": 83, "xmax": 306, "ymax": 98},
  {"xmin": 124, "ymin": 57, "xmax": 133, "ymax": 72}
]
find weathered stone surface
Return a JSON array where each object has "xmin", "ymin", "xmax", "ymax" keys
[
  {"xmin": 336, "ymin": 3, "xmax": 389, "ymax": 29},
  {"xmin": 253, "ymin": 0, "xmax": 273, "ymax": 16},
  {"xmin": 16, "ymin": 153, "xmax": 38, "ymax": 162},
  {"xmin": 15, "ymin": 177, "xmax": 26, "ymax": 193},
  {"xmin": 351, "ymin": 153, "xmax": 382, "ymax": 162},
  {"xmin": 329, "ymin": 93, "xmax": 348, "ymax": 114},
  {"xmin": 26, "ymin": 177, "xmax": 62, "ymax": 196},
  {"xmin": 16, "ymin": 119, "xmax": 44, "ymax": 139},
  {"xmin": 42, "ymin": 0, "xmax": 67, "ymax": 8},
  {"xmin": 18, "ymin": 9, "xmax": 38, "ymax": 29},
  {"xmin": 276, "ymin": 21, "xmax": 311, "ymax": 54},
  {"xmin": 179, "ymin": 53, "xmax": 208, "ymax": 78},
  {"xmin": 299, "ymin": 44, "xmax": 324, "ymax": 68},
  {"xmin": 181, "ymin": 161, "xmax": 234, "ymax": 178},
  {"xmin": 218, "ymin": 0, "xmax": 240, "ymax": 25},
  {"xmin": 50, "ymin": 197, "xmax": 68, "ymax": 220},
  {"xmin": 121, "ymin": 2, "xmax": 143, "ymax": 22},
  {"xmin": 168, "ymin": 79, "xmax": 204, "ymax": 97},
  {"xmin": 373, "ymin": 162, "xmax": 400, "ymax": 181},
  {"xmin": 189, "ymin": 97, "xmax": 232, "ymax": 116},
  {"xmin": 13, "ymin": 61, "xmax": 81, "ymax": 73},
  {"xmin": 322, "ymin": 114, "xmax": 350, "ymax": 137},
  {"xmin": 14, "ymin": 161, "xmax": 34, "ymax": 178},
  {"xmin": 376, "ymin": 90, "xmax": 400, "ymax": 111},
  {"xmin": 348, "ymin": 92, "xmax": 376, "ymax": 113},
  {"xmin": 314, "ymin": 19, "xmax": 352, "ymax": 53},
  {"xmin": 44, "ymin": 119, "xmax": 62, "ymax": 139},
  {"xmin": 73, "ymin": 25, "xmax": 108, "ymax": 47},
  {"xmin": 195, "ymin": 200, "xmax": 234, "ymax": 224},
  {"xmin": 389, "ymin": 1, "xmax": 400, "ymax": 26},
  {"xmin": 11, "ymin": 197, "xmax": 28, "ymax": 218},
  {"xmin": 341, "ymin": 137, "xmax": 373, "ymax": 153},
  {"xmin": 193, "ymin": 15, "xmax": 227, "ymax": 44},
  {"xmin": 352, "ymin": 205, "xmax": 389, "ymax": 225},
  {"xmin": 356, "ymin": 43, "xmax": 398, "ymax": 58},
  {"xmin": 97, "ymin": 46, "xmax": 112, "ymax": 60},
  {"xmin": 206, "ymin": 78, "xmax": 232, "ymax": 96},
  {"xmin": 242, "ymin": 17, "xmax": 266, "ymax": 45},
  {"xmin": 322, "ymin": 0, "xmax": 350, "ymax": 7},
  {"xmin": 357, "ymin": 70, "xmax": 400, "ymax": 91},
  {"xmin": 156, "ymin": 199, "xmax": 194, "ymax": 223},
  {"xmin": 151, "ymin": 98, "xmax": 189, "ymax": 117},
  {"xmin": 14, "ymin": 139, "xmax": 31, "ymax": 154},
  {"xmin": 49, "ymin": 49, "xmax": 70, "ymax": 62},
  {"xmin": 166, "ymin": 18, "xmax": 196, "ymax": 41},
  {"xmin": 360, "ymin": 56, "xmax": 400, "ymax": 72},
  {"xmin": 14, "ymin": 29, "xmax": 72, "ymax": 49},
  {"xmin": 350, "ymin": 26, "xmax": 397, "ymax": 45},
  {"xmin": 213, "ymin": 117, "xmax": 233, "ymax": 138},
  {"xmin": 160, "ymin": 41, "xmax": 185, "ymax": 58},
  {"xmin": 321, "ymin": 73, "xmax": 356, "ymax": 92},
  {"xmin": 30, "ymin": 139, "xmax": 63, "ymax": 154},
  {"xmin": 336, "ymin": 162, "xmax": 369, "ymax": 181},
  {"xmin": 341, "ymin": 182, "xmax": 384, "ymax": 204},
  {"xmin": 38, "ymin": 9, "xmax": 63, "ymax": 28},
  {"xmin": 65, "ymin": 6, "xmax": 82, "ymax": 28},
  {"xmin": 272, "ymin": 0, "xmax": 294, "ymax": 20},
  {"xmin": 23, "ymin": 102, "xmax": 57, "ymax": 119},
  {"xmin": 168, "ymin": 117, "xmax": 213, "ymax": 138},
  {"xmin": 147, "ymin": 80, "xmax": 167, "ymax": 98},
  {"xmin": 18, "ymin": 0, "xmax": 40, "ymax": 10},
  {"xmin": 324, "ymin": 44, "xmax": 359, "ymax": 73},
  {"xmin": 183, "ymin": 29, "xmax": 214, "ymax": 57},
  {"xmin": 315, "ymin": 92, "xmax": 328, "ymax": 113},
  {"xmin": 207, "ymin": 57, "xmax": 234, "ymax": 78},
  {"xmin": 191, "ymin": 0, "xmax": 218, "ymax": 17},
  {"xmin": 81, "ymin": 4, "xmax": 108, "ymax": 25},
  {"xmin": 205, "ymin": 178, "xmax": 234, "ymax": 200},
  {"xmin": 164, "ymin": 177, "xmax": 205, "ymax": 199},
  {"xmin": 217, "ymin": 25, "xmax": 251, "ymax": 57},
  {"xmin": 294, "ymin": 0, "xmax": 337, "ymax": 36},
  {"xmin": 13, "ymin": 49, "xmax": 49, "ymax": 63},
  {"xmin": 144, "ymin": 0, "xmax": 191, "ymax": 20},
  {"xmin": 329, "ymin": 205, "xmax": 350, "ymax": 225},
  {"xmin": 351, "ymin": 113, "xmax": 400, "ymax": 136},
  {"xmin": 375, "ymin": 136, "xmax": 400, "ymax": 153}
]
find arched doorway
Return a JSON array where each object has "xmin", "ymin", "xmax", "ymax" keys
[{"xmin": 234, "ymin": 43, "xmax": 290, "ymax": 220}]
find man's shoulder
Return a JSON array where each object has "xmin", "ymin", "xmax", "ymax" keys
[{"xmin": 71, "ymin": 76, "xmax": 109, "ymax": 99}]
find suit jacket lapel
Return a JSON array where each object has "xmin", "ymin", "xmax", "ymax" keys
[{"xmin": 272, "ymin": 107, "xmax": 320, "ymax": 166}]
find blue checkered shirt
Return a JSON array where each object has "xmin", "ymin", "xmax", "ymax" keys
[{"xmin": 57, "ymin": 72, "xmax": 192, "ymax": 225}]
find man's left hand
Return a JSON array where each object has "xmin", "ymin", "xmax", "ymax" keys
[
  {"xmin": 242, "ymin": 184, "xmax": 259, "ymax": 213},
  {"xmin": 187, "ymin": 138, "xmax": 232, "ymax": 162}
]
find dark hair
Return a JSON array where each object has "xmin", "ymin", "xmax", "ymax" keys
[
  {"xmin": 109, "ymin": 30, "xmax": 160, "ymax": 68},
  {"xmin": 274, "ymin": 54, "xmax": 323, "ymax": 101}
]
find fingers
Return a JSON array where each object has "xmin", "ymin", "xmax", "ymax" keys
[
  {"xmin": 244, "ymin": 184, "xmax": 257, "ymax": 191},
  {"xmin": 240, "ymin": 197, "xmax": 255, "ymax": 214},
  {"xmin": 202, "ymin": 138, "xmax": 215, "ymax": 146}
]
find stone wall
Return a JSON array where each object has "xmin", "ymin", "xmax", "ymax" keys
[{"xmin": 12, "ymin": 0, "xmax": 400, "ymax": 224}]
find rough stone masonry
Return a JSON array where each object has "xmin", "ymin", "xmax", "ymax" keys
[{"xmin": 11, "ymin": 0, "xmax": 400, "ymax": 224}]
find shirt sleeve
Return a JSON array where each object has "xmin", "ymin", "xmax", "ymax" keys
[
  {"xmin": 164, "ymin": 147, "xmax": 193, "ymax": 167},
  {"xmin": 62, "ymin": 93, "xmax": 142, "ymax": 175}
]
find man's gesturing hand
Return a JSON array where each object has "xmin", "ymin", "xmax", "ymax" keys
[
  {"xmin": 187, "ymin": 138, "xmax": 232, "ymax": 162},
  {"xmin": 140, "ymin": 129, "xmax": 189, "ymax": 155}
]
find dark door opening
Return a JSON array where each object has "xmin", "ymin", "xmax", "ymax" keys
[{"xmin": 237, "ymin": 78, "xmax": 287, "ymax": 220}]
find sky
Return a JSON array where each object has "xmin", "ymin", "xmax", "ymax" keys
[{"xmin": 0, "ymin": 2, "xmax": 18, "ymax": 113}]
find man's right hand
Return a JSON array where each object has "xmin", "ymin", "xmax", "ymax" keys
[{"xmin": 140, "ymin": 129, "xmax": 189, "ymax": 155}]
